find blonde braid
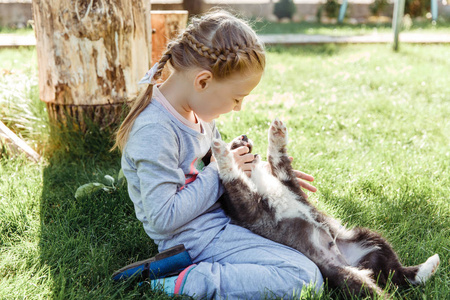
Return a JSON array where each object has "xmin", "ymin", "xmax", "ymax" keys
[
  {"xmin": 183, "ymin": 31, "xmax": 224, "ymax": 62},
  {"xmin": 182, "ymin": 30, "xmax": 261, "ymax": 75},
  {"xmin": 184, "ymin": 31, "xmax": 260, "ymax": 66},
  {"xmin": 112, "ymin": 48, "xmax": 172, "ymax": 152},
  {"xmin": 153, "ymin": 48, "xmax": 172, "ymax": 81}
]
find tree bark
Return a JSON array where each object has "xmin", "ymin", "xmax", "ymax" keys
[{"xmin": 32, "ymin": 0, "xmax": 152, "ymax": 130}]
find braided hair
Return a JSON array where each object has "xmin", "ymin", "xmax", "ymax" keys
[{"xmin": 113, "ymin": 10, "xmax": 265, "ymax": 151}]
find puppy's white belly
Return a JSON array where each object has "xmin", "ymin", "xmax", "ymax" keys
[
  {"xmin": 338, "ymin": 240, "xmax": 379, "ymax": 267},
  {"xmin": 251, "ymin": 165, "xmax": 315, "ymax": 223}
]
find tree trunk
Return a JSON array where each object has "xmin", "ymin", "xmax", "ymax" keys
[{"xmin": 32, "ymin": 0, "xmax": 152, "ymax": 130}]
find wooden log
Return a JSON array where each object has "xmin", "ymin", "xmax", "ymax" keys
[
  {"xmin": 0, "ymin": 121, "xmax": 41, "ymax": 162},
  {"xmin": 32, "ymin": 0, "xmax": 153, "ymax": 129},
  {"xmin": 151, "ymin": 10, "xmax": 188, "ymax": 81}
]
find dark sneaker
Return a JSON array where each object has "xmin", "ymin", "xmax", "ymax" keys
[{"xmin": 112, "ymin": 244, "xmax": 193, "ymax": 281}]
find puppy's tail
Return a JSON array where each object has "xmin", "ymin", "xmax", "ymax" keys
[{"xmin": 319, "ymin": 263, "xmax": 388, "ymax": 299}]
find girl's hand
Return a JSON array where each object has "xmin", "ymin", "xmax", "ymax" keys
[
  {"xmin": 231, "ymin": 146, "xmax": 255, "ymax": 177},
  {"xmin": 289, "ymin": 156, "xmax": 317, "ymax": 199}
]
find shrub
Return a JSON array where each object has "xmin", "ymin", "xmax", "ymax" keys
[
  {"xmin": 273, "ymin": 0, "xmax": 297, "ymax": 20},
  {"xmin": 323, "ymin": 0, "xmax": 340, "ymax": 19},
  {"xmin": 405, "ymin": 0, "xmax": 430, "ymax": 18},
  {"xmin": 369, "ymin": 0, "xmax": 389, "ymax": 16}
]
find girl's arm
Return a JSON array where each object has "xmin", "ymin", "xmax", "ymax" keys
[{"xmin": 124, "ymin": 124, "xmax": 223, "ymax": 235}]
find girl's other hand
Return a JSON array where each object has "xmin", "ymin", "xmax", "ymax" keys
[
  {"xmin": 231, "ymin": 146, "xmax": 255, "ymax": 177},
  {"xmin": 289, "ymin": 156, "xmax": 317, "ymax": 199}
]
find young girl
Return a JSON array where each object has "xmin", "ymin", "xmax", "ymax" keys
[{"xmin": 113, "ymin": 10, "xmax": 323, "ymax": 299}]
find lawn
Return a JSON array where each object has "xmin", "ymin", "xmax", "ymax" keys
[
  {"xmin": 252, "ymin": 19, "xmax": 450, "ymax": 35},
  {"xmin": 0, "ymin": 26, "xmax": 35, "ymax": 35},
  {"xmin": 0, "ymin": 43, "xmax": 449, "ymax": 300}
]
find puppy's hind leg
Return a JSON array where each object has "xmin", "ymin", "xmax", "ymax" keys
[
  {"xmin": 407, "ymin": 254, "xmax": 440, "ymax": 286},
  {"xmin": 341, "ymin": 227, "xmax": 440, "ymax": 287}
]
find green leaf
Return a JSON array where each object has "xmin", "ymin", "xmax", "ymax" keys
[
  {"xmin": 75, "ymin": 182, "xmax": 107, "ymax": 199},
  {"xmin": 104, "ymin": 175, "xmax": 115, "ymax": 186},
  {"xmin": 117, "ymin": 168, "xmax": 126, "ymax": 187}
]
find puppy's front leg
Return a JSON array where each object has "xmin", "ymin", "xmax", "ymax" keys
[
  {"xmin": 212, "ymin": 139, "xmax": 263, "ymax": 223},
  {"xmin": 267, "ymin": 119, "xmax": 302, "ymax": 195},
  {"xmin": 211, "ymin": 139, "xmax": 240, "ymax": 182}
]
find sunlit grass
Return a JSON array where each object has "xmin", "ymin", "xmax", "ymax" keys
[
  {"xmin": 0, "ymin": 25, "xmax": 34, "ymax": 35},
  {"xmin": 1, "ymin": 44, "xmax": 449, "ymax": 299},
  {"xmin": 0, "ymin": 47, "xmax": 48, "ymax": 154},
  {"xmin": 253, "ymin": 19, "xmax": 450, "ymax": 35}
]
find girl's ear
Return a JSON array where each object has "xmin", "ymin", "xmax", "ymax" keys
[{"xmin": 194, "ymin": 70, "xmax": 213, "ymax": 91}]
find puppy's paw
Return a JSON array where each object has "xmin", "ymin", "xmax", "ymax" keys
[
  {"xmin": 211, "ymin": 139, "xmax": 235, "ymax": 174},
  {"xmin": 211, "ymin": 139, "xmax": 229, "ymax": 157},
  {"xmin": 230, "ymin": 134, "xmax": 253, "ymax": 153},
  {"xmin": 413, "ymin": 254, "xmax": 440, "ymax": 285},
  {"xmin": 269, "ymin": 118, "xmax": 288, "ymax": 149}
]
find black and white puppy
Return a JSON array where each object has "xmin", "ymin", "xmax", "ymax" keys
[{"xmin": 211, "ymin": 118, "xmax": 440, "ymax": 298}]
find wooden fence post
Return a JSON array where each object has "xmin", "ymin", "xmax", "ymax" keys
[{"xmin": 151, "ymin": 10, "xmax": 188, "ymax": 81}]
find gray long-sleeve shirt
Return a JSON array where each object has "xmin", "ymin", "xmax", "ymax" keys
[{"xmin": 122, "ymin": 95, "xmax": 229, "ymax": 259}]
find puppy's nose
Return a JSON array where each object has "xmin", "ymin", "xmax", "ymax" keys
[{"xmin": 241, "ymin": 135, "xmax": 248, "ymax": 142}]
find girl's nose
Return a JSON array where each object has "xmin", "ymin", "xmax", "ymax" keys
[{"xmin": 233, "ymin": 102, "xmax": 242, "ymax": 112}]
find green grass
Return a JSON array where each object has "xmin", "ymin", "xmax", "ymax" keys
[
  {"xmin": 253, "ymin": 19, "xmax": 450, "ymax": 35},
  {"xmin": 1, "ymin": 44, "xmax": 449, "ymax": 299},
  {"xmin": 0, "ymin": 47, "xmax": 47, "ymax": 154},
  {"xmin": 0, "ymin": 25, "xmax": 34, "ymax": 35}
]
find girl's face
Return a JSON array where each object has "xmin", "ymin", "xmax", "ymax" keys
[{"xmin": 189, "ymin": 70, "xmax": 263, "ymax": 123}]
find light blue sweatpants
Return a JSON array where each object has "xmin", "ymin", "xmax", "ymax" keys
[{"xmin": 182, "ymin": 223, "xmax": 324, "ymax": 299}]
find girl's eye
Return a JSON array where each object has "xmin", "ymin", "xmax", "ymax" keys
[{"xmin": 234, "ymin": 99, "xmax": 240, "ymax": 104}]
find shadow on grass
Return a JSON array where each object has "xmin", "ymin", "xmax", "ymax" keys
[{"xmin": 38, "ymin": 121, "xmax": 165, "ymax": 299}]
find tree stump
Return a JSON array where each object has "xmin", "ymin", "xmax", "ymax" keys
[
  {"xmin": 151, "ymin": 10, "xmax": 188, "ymax": 81},
  {"xmin": 32, "ymin": 0, "xmax": 152, "ymax": 130}
]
